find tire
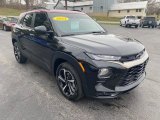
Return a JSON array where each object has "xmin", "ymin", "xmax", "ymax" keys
[
  {"xmin": 120, "ymin": 22, "xmax": 122, "ymax": 26},
  {"xmin": 13, "ymin": 42, "xmax": 27, "ymax": 64},
  {"xmin": 125, "ymin": 24, "xmax": 128, "ymax": 28},
  {"xmin": 135, "ymin": 25, "xmax": 138, "ymax": 28},
  {"xmin": 56, "ymin": 62, "xmax": 84, "ymax": 101},
  {"xmin": 3, "ymin": 25, "xmax": 8, "ymax": 31}
]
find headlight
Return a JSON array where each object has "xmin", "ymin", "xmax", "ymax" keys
[{"xmin": 86, "ymin": 53, "xmax": 121, "ymax": 61}]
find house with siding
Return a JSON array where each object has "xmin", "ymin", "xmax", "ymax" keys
[
  {"xmin": 93, "ymin": 0, "xmax": 148, "ymax": 18},
  {"xmin": 109, "ymin": 1, "xmax": 148, "ymax": 18},
  {"xmin": 93, "ymin": 0, "xmax": 116, "ymax": 13}
]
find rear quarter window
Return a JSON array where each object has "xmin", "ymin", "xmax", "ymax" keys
[{"xmin": 22, "ymin": 13, "xmax": 33, "ymax": 28}]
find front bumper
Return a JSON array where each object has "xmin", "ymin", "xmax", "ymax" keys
[
  {"xmin": 83, "ymin": 51, "xmax": 149, "ymax": 99},
  {"xmin": 94, "ymin": 72, "xmax": 145, "ymax": 98},
  {"xmin": 126, "ymin": 22, "xmax": 139, "ymax": 26}
]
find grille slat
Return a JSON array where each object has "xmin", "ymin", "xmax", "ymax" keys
[{"xmin": 119, "ymin": 61, "xmax": 147, "ymax": 86}]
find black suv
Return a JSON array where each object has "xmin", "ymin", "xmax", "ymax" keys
[
  {"xmin": 140, "ymin": 17, "xmax": 157, "ymax": 28},
  {"xmin": 12, "ymin": 9, "xmax": 149, "ymax": 101}
]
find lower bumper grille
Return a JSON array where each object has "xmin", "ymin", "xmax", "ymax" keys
[{"xmin": 119, "ymin": 61, "xmax": 148, "ymax": 86}]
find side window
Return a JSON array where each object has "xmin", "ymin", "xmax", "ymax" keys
[
  {"xmin": 23, "ymin": 13, "xmax": 33, "ymax": 28},
  {"xmin": 34, "ymin": 13, "xmax": 52, "ymax": 31}
]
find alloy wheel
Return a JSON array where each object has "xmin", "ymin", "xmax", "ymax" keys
[
  {"xmin": 57, "ymin": 68, "xmax": 77, "ymax": 97},
  {"xmin": 14, "ymin": 44, "xmax": 21, "ymax": 62}
]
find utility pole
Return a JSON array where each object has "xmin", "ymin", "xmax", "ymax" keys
[
  {"xmin": 54, "ymin": 0, "xmax": 68, "ymax": 10},
  {"xmin": 65, "ymin": 0, "xmax": 67, "ymax": 10}
]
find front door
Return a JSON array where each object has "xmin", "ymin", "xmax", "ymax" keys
[{"xmin": 31, "ymin": 12, "xmax": 57, "ymax": 71}]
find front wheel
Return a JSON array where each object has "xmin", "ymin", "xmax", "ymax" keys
[
  {"xmin": 56, "ymin": 62, "xmax": 84, "ymax": 101},
  {"xmin": 120, "ymin": 22, "xmax": 122, "ymax": 26},
  {"xmin": 135, "ymin": 25, "xmax": 138, "ymax": 28},
  {"xmin": 13, "ymin": 42, "xmax": 27, "ymax": 64}
]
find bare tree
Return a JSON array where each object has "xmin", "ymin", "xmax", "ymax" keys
[{"xmin": 0, "ymin": 0, "xmax": 6, "ymax": 6}]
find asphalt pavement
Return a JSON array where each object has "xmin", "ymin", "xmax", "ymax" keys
[{"xmin": 0, "ymin": 25, "xmax": 160, "ymax": 120}]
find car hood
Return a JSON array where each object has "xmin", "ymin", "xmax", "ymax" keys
[{"xmin": 61, "ymin": 34, "xmax": 144, "ymax": 56}]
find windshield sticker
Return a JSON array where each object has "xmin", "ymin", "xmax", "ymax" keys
[
  {"xmin": 71, "ymin": 21, "xmax": 79, "ymax": 31},
  {"xmin": 53, "ymin": 16, "xmax": 69, "ymax": 21}
]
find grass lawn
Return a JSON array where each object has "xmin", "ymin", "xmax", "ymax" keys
[
  {"xmin": 0, "ymin": 7, "xmax": 25, "ymax": 16},
  {"xmin": 91, "ymin": 16, "xmax": 121, "ymax": 22}
]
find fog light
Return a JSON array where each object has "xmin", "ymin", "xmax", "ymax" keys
[{"xmin": 98, "ymin": 68, "xmax": 111, "ymax": 79}]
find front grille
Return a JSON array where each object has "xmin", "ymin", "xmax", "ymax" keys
[{"xmin": 119, "ymin": 61, "xmax": 148, "ymax": 86}]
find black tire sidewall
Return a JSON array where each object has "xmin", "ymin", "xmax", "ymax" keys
[{"xmin": 13, "ymin": 42, "xmax": 27, "ymax": 63}]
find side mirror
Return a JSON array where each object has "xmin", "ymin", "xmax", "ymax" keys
[{"xmin": 34, "ymin": 26, "xmax": 47, "ymax": 33}]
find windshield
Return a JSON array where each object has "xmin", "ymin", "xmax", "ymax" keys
[
  {"xmin": 144, "ymin": 17, "xmax": 155, "ymax": 21},
  {"xmin": 126, "ymin": 16, "xmax": 136, "ymax": 19},
  {"xmin": 48, "ymin": 13, "xmax": 105, "ymax": 36},
  {"xmin": 6, "ymin": 17, "xmax": 18, "ymax": 23}
]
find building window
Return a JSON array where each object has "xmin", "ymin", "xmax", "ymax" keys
[
  {"xmin": 90, "ymin": 7, "xmax": 92, "ymax": 10},
  {"xmin": 127, "ymin": 10, "xmax": 130, "ymax": 13},
  {"xmin": 81, "ymin": 7, "xmax": 83, "ymax": 11},
  {"xmin": 139, "ymin": 9, "xmax": 142, "ymax": 12},
  {"xmin": 136, "ymin": 9, "xmax": 138, "ymax": 12}
]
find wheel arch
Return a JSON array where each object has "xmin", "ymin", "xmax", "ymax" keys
[{"xmin": 52, "ymin": 51, "xmax": 82, "ymax": 76}]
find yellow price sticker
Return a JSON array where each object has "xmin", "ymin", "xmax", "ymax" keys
[{"xmin": 53, "ymin": 16, "xmax": 69, "ymax": 21}]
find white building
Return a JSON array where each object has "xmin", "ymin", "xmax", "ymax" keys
[
  {"xmin": 43, "ymin": 1, "xmax": 93, "ymax": 13},
  {"xmin": 109, "ymin": 1, "xmax": 148, "ymax": 18},
  {"xmin": 93, "ymin": 0, "xmax": 116, "ymax": 13}
]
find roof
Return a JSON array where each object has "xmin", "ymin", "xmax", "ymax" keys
[
  {"xmin": 110, "ymin": 1, "xmax": 148, "ymax": 11},
  {"xmin": 44, "ymin": 1, "xmax": 93, "ymax": 7},
  {"xmin": 61, "ymin": 1, "xmax": 93, "ymax": 7},
  {"xmin": 25, "ymin": 9, "xmax": 85, "ymax": 14}
]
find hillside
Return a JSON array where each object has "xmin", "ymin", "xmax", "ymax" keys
[{"xmin": 0, "ymin": 8, "xmax": 25, "ymax": 16}]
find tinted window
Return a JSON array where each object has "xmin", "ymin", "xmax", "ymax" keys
[
  {"xmin": 144, "ymin": 17, "xmax": 155, "ymax": 21},
  {"xmin": 23, "ymin": 13, "xmax": 33, "ymax": 27},
  {"xmin": 34, "ymin": 13, "xmax": 52, "ymax": 31},
  {"xmin": 126, "ymin": 16, "xmax": 136, "ymax": 19},
  {"xmin": 7, "ymin": 17, "xmax": 18, "ymax": 23}
]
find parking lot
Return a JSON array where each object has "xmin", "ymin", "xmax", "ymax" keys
[{"xmin": 0, "ymin": 25, "xmax": 160, "ymax": 120}]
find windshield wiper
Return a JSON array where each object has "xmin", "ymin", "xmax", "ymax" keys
[
  {"xmin": 61, "ymin": 34, "xmax": 77, "ymax": 37},
  {"xmin": 86, "ymin": 31, "xmax": 107, "ymax": 34},
  {"xmin": 61, "ymin": 31, "xmax": 107, "ymax": 37}
]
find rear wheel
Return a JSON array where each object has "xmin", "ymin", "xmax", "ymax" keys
[
  {"xmin": 3, "ymin": 25, "xmax": 8, "ymax": 31},
  {"xmin": 13, "ymin": 42, "xmax": 27, "ymax": 64},
  {"xmin": 56, "ymin": 62, "xmax": 84, "ymax": 101},
  {"xmin": 135, "ymin": 25, "xmax": 138, "ymax": 28}
]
